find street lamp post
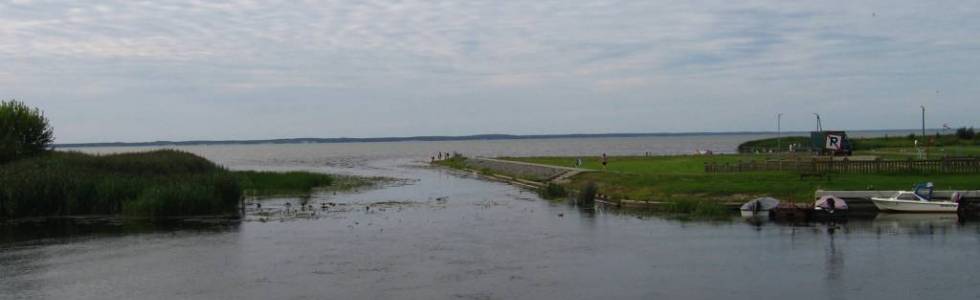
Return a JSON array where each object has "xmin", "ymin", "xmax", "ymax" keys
[
  {"xmin": 921, "ymin": 105, "xmax": 926, "ymax": 138},
  {"xmin": 813, "ymin": 113, "xmax": 822, "ymax": 132},
  {"xmin": 777, "ymin": 113, "xmax": 783, "ymax": 152}
]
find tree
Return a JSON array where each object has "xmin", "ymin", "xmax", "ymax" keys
[
  {"xmin": 0, "ymin": 100, "xmax": 54, "ymax": 163},
  {"xmin": 956, "ymin": 127, "xmax": 976, "ymax": 140}
]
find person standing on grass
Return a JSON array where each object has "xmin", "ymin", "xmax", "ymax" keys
[{"xmin": 601, "ymin": 153, "xmax": 608, "ymax": 170}]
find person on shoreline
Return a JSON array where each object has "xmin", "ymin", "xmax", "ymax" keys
[{"xmin": 601, "ymin": 153, "xmax": 608, "ymax": 170}]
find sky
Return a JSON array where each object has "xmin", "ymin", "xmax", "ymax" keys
[{"xmin": 2, "ymin": 1, "xmax": 978, "ymax": 143}]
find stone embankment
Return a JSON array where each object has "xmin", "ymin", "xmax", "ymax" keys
[{"xmin": 461, "ymin": 157, "xmax": 587, "ymax": 183}]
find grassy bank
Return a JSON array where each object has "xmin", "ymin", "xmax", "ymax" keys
[
  {"xmin": 433, "ymin": 155, "xmax": 469, "ymax": 170},
  {"xmin": 0, "ymin": 150, "xmax": 348, "ymax": 218},
  {"xmin": 739, "ymin": 133, "xmax": 979, "ymax": 157},
  {"xmin": 506, "ymin": 155, "xmax": 980, "ymax": 203}
]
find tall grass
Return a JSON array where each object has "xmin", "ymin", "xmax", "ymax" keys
[
  {"xmin": 0, "ymin": 150, "xmax": 345, "ymax": 218},
  {"xmin": 237, "ymin": 170, "xmax": 333, "ymax": 196},
  {"xmin": 662, "ymin": 198, "xmax": 729, "ymax": 217},
  {"xmin": 0, "ymin": 150, "xmax": 242, "ymax": 218}
]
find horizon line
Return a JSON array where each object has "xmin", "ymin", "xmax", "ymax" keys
[{"xmin": 55, "ymin": 128, "xmax": 940, "ymax": 148}]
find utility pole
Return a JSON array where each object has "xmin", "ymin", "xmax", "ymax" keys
[{"xmin": 777, "ymin": 113, "xmax": 783, "ymax": 152}]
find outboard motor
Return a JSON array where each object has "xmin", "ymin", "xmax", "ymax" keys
[{"xmin": 955, "ymin": 192, "xmax": 969, "ymax": 220}]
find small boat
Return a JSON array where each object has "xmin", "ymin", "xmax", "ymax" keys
[
  {"xmin": 740, "ymin": 197, "xmax": 780, "ymax": 218},
  {"xmin": 812, "ymin": 195, "xmax": 848, "ymax": 220},
  {"xmin": 871, "ymin": 191, "xmax": 959, "ymax": 213}
]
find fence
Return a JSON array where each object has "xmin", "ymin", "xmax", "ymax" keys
[{"xmin": 705, "ymin": 157, "xmax": 980, "ymax": 174}]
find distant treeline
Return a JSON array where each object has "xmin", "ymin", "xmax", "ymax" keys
[{"xmin": 55, "ymin": 132, "xmax": 797, "ymax": 148}]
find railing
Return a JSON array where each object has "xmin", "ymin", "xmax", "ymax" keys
[{"xmin": 705, "ymin": 157, "xmax": 980, "ymax": 174}]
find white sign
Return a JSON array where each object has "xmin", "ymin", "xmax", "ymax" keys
[{"xmin": 825, "ymin": 134, "xmax": 843, "ymax": 150}]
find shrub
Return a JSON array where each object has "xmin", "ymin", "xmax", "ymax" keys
[
  {"xmin": 0, "ymin": 100, "xmax": 54, "ymax": 163},
  {"xmin": 956, "ymin": 127, "xmax": 975, "ymax": 140},
  {"xmin": 537, "ymin": 182, "xmax": 568, "ymax": 199},
  {"xmin": 577, "ymin": 182, "xmax": 598, "ymax": 206}
]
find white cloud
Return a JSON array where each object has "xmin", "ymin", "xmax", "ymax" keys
[{"xmin": 1, "ymin": 0, "xmax": 978, "ymax": 142}]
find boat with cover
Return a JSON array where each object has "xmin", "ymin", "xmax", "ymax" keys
[{"xmin": 813, "ymin": 195, "xmax": 848, "ymax": 220}]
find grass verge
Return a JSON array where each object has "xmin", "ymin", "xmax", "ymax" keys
[{"xmin": 507, "ymin": 155, "xmax": 980, "ymax": 203}]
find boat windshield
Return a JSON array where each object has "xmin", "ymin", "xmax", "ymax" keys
[{"xmin": 897, "ymin": 193, "xmax": 922, "ymax": 201}]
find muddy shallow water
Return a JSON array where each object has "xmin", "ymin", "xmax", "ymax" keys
[{"xmin": 2, "ymin": 136, "xmax": 979, "ymax": 299}]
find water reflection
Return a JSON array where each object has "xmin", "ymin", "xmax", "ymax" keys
[
  {"xmin": 4, "ymin": 209, "xmax": 978, "ymax": 250},
  {"xmin": 1, "ymin": 217, "xmax": 240, "ymax": 245},
  {"xmin": 824, "ymin": 224, "xmax": 845, "ymax": 300},
  {"xmin": 4, "ymin": 139, "xmax": 980, "ymax": 299},
  {"xmin": 4, "ymin": 200, "xmax": 980, "ymax": 299}
]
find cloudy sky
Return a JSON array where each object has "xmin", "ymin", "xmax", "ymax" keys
[{"xmin": 2, "ymin": 1, "xmax": 978, "ymax": 143}]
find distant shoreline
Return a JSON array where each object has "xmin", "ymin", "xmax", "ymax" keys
[{"xmin": 55, "ymin": 129, "xmax": 936, "ymax": 148}]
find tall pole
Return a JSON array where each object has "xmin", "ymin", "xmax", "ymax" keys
[
  {"xmin": 777, "ymin": 113, "xmax": 783, "ymax": 152},
  {"xmin": 920, "ymin": 105, "xmax": 926, "ymax": 138},
  {"xmin": 813, "ymin": 113, "xmax": 822, "ymax": 132}
]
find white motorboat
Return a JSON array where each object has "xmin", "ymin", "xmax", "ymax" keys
[
  {"xmin": 871, "ymin": 191, "xmax": 959, "ymax": 213},
  {"xmin": 740, "ymin": 197, "xmax": 780, "ymax": 218}
]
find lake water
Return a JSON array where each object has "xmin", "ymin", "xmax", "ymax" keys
[{"xmin": 2, "ymin": 133, "xmax": 978, "ymax": 299}]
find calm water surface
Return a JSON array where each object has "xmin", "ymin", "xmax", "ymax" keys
[{"xmin": 2, "ymin": 134, "xmax": 978, "ymax": 299}]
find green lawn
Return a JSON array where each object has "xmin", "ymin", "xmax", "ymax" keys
[
  {"xmin": 505, "ymin": 155, "xmax": 980, "ymax": 203},
  {"xmin": 504, "ymin": 155, "xmax": 754, "ymax": 174},
  {"xmin": 857, "ymin": 145, "xmax": 980, "ymax": 159}
]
